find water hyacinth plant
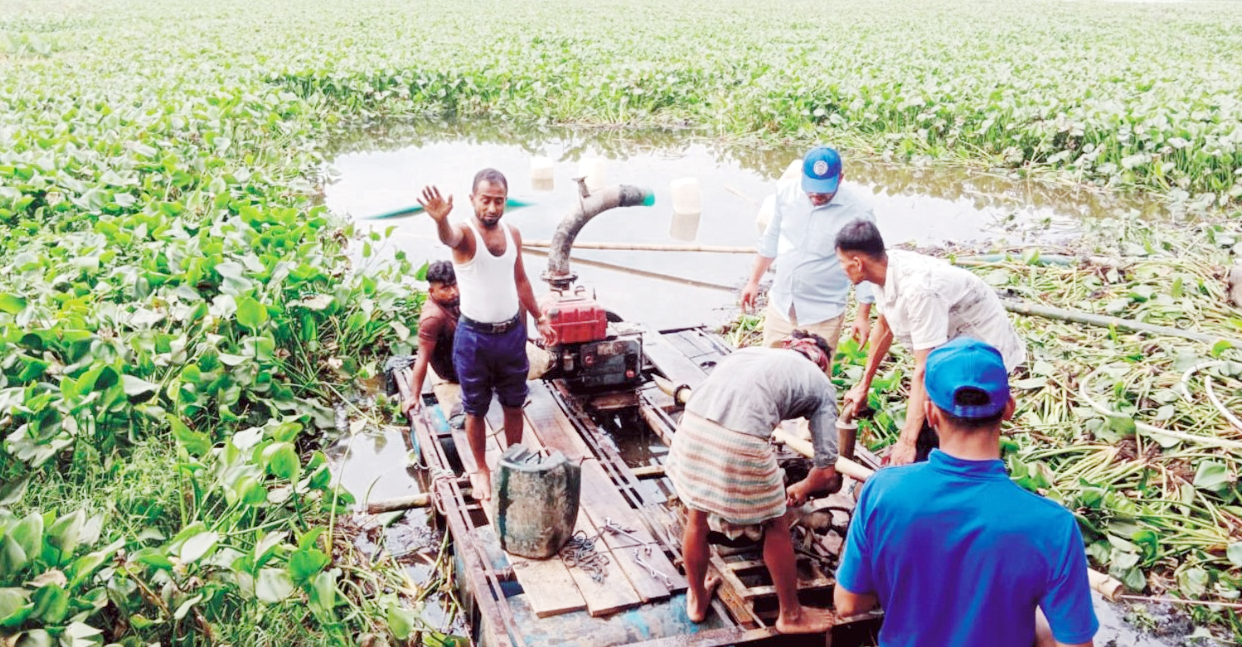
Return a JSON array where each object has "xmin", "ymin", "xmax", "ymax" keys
[{"xmin": 2, "ymin": 0, "xmax": 1242, "ymax": 642}]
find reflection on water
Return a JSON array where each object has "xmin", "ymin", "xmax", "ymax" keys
[{"xmin": 323, "ymin": 119, "xmax": 1166, "ymax": 329}]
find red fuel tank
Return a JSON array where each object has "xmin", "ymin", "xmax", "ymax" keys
[{"xmin": 541, "ymin": 291, "xmax": 608, "ymax": 344}]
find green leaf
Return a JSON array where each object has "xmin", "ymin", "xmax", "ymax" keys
[
  {"xmin": 0, "ymin": 477, "xmax": 28, "ymax": 506},
  {"xmin": 0, "ymin": 294, "xmax": 27, "ymax": 315},
  {"xmin": 1227, "ymin": 542, "xmax": 1242, "ymax": 568},
  {"xmin": 11, "ymin": 513, "xmax": 44, "ymax": 562},
  {"xmin": 1178, "ymin": 566, "xmax": 1209, "ymax": 597},
  {"xmin": 179, "ymin": 531, "xmax": 219, "ymax": 564},
  {"xmin": 387, "ymin": 600, "xmax": 419, "ymax": 640},
  {"xmin": 1193, "ymin": 461, "xmax": 1231, "ymax": 492},
  {"xmin": 263, "ymin": 442, "xmax": 300, "ymax": 480},
  {"xmin": 308, "ymin": 570, "xmax": 337, "ymax": 619},
  {"xmin": 288, "ymin": 546, "xmax": 330, "ymax": 583},
  {"xmin": 253, "ymin": 531, "xmax": 286, "ymax": 567},
  {"xmin": 1107, "ymin": 415, "xmax": 1137, "ymax": 437},
  {"xmin": 122, "ymin": 374, "xmax": 159, "ymax": 398},
  {"xmin": 0, "ymin": 587, "xmax": 31, "ymax": 628},
  {"xmin": 256, "ymin": 568, "xmax": 295, "ymax": 604},
  {"xmin": 1122, "ymin": 567, "xmax": 1147, "ymax": 592},
  {"xmin": 47, "ymin": 509, "xmax": 87, "ymax": 558},
  {"xmin": 0, "ymin": 536, "xmax": 29, "ymax": 577},
  {"xmin": 30, "ymin": 584, "xmax": 69, "ymax": 624},
  {"xmin": 168, "ymin": 415, "xmax": 211, "ymax": 456},
  {"xmin": 173, "ymin": 594, "xmax": 203, "ymax": 621},
  {"xmin": 1211, "ymin": 340, "xmax": 1233, "ymax": 358},
  {"xmin": 236, "ymin": 296, "xmax": 269, "ymax": 331},
  {"xmin": 234, "ymin": 476, "xmax": 268, "ymax": 506},
  {"xmin": 69, "ymin": 540, "xmax": 123, "ymax": 588}
]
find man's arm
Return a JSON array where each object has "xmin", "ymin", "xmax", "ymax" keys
[
  {"xmin": 510, "ymin": 227, "xmax": 556, "ymax": 344},
  {"xmin": 402, "ymin": 340, "xmax": 435, "ymax": 415},
  {"xmin": 786, "ymin": 400, "xmax": 841, "ymax": 505},
  {"xmin": 842, "ymin": 314, "xmax": 893, "ymax": 413},
  {"xmin": 420, "ymin": 186, "xmax": 466, "ymax": 250},
  {"xmin": 832, "ymin": 480, "xmax": 879, "ymax": 617},
  {"xmin": 888, "ymin": 347, "xmax": 931, "ymax": 466},
  {"xmin": 741, "ymin": 193, "xmax": 783, "ymax": 312},
  {"xmin": 834, "ymin": 585, "xmax": 879, "ymax": 619},
  {"xmin": 740, "ymin": 254, "xmax": 775, "ymax": 313},
  {"xmin": 1036, "ymin": 521, "xmax": 1100, "ymax": 647}
]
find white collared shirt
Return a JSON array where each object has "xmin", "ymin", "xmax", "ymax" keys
[
  {"xmin": 757, "ymin": 179, "xmax": 876, "ymax": 326},
  {"xmin": 881, "ymin": 250, "xmax": 1026, "ymax": 372}
]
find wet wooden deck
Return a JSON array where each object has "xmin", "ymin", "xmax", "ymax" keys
[{"xmin": 396, "ymin": 326, "xmax": 882, "ymax": 646}]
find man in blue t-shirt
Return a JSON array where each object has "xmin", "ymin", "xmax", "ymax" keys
[{"xmin": 834, "ymin": 337, "xmax": 1098, "ymax": 647}]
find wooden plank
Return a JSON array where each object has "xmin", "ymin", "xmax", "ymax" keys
[
  {"xmin": 477, "ymin": 398, "xmax": 593, "ymax": 620},
  {"xmin": 576, "ymin": 465, "xmax": 671, "ymax": 603},
  {"xmin": 563, "ymin": 509, "xmax": 643, "ymax": 617},
  {"xmin": 523, "ymin": 381, "xmax": 593, "ymax": 461},
  {"xmin": 429, "ymin": 373, "xmax": 461, "ymax": 416},
  {"xmin": 506, "ymin": 551, "xmax": 589, "ymax": 618},
  {"xmin": 641, "ymin": 326, "xmax": 709, "ymax": 389},
  {"xmin": 579, "ymin": 460, "xmax": 687, "ymax": 592}
]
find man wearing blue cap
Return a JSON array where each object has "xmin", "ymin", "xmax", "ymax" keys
[
  {"xmin": 741, "ymin": 146, "xmax": 876, "ymax": 369},
  {"xmin": 833, "ymin": 337, "xmax": 1098, "ymax": 647}
]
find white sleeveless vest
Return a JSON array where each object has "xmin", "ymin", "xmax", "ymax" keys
[{"xmin": 454, "ymin": 220, "xmax": 520, "ymax": 324}]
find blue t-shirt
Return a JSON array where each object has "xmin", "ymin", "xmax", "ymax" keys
[{"xmin": 836, "ymin": 450, "xmax": 1099, "ymax": 646}]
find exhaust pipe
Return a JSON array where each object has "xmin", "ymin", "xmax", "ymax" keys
[{"xmin": 542, "ymin": 182, "xmax": 655, "ymax": 290}]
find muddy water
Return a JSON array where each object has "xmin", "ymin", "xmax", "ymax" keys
[
  {"xmin": 322, "ymin": 120, "xmax": 1188, "ymax": 646},
  {"xmin": 326, "ymin": 424, "xmax": 469, "ymax": 638},
  {"xmin": 323, "ymin": 120, "xmax": 1165, "ymax": 331}
]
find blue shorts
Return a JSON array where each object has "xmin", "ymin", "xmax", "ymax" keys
[{"xmin": 452, "ymin": 315, "xmax": 530, "ymax": 416}]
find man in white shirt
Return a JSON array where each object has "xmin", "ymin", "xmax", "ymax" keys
[
  {"xmin": 740, "ymin": 147, "xmax": 876, "ymax": 369},
  {"xmin": 834, "ymin": 219, "xmax": 1026, "ymax": 465}
]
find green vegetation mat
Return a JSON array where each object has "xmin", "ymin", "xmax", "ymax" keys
[{"xmin": 3, "ymin": 0, "xmax": 1242, "ymax": 643}]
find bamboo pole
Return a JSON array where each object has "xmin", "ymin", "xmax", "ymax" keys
[
  {"xmin": 366, "ymin": 489, "xmax": 475, "ymax": 513},
  {"xmin": 631, "ymin": 465, "xmax": 666, "ymax": 479},
  {"xmin": 1001, "ymin": 299, "xmax": 1242, "ymax": 348},
  {"xmin": 524, "ymin": 240, "xmax": 756, "ymax": 254},
  {"xmin": 522, "ymin": 246, "xmax": 737, "ymax": 292},
  {"xmin": 771, "ymin": 428, "xmax": 876, "ymax": 482}
]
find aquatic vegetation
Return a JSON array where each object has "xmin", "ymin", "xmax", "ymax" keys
[
  {"xmin": 809, "ymin": 216, "xmax": 1242, "ymax": 638},
  {"xmin": 2, "ymin": 0, "xmax": 1241, "ymax": 642}
]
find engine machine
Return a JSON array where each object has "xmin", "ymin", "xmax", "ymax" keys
[
  {"xmin": 539, "ymin": 287, "xmax": 643, "ymax": 392},
  {"xmin": 537, "ymin": 181, "xmax": 656, "ymax": 394}
]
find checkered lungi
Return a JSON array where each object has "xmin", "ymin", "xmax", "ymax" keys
[{"xmin": 666, "ymin": 411, "xmax": 787, "ymax": 527}]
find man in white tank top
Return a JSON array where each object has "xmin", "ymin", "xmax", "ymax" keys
[{"xmin": 419, "ymin": 169, "xmax": 557, "ymax": 501}]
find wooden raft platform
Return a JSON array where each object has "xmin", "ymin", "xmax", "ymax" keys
[{"xmin": 395, "ymin": 325, "xmax": 883, "ymax": 646}]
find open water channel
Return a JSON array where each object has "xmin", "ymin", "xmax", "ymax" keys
[{"xmin": 321, "ymin": 120, "xmax": 1199, "ymax": 646}]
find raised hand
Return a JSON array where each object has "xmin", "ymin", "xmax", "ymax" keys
[{"xmin": 419, "ymin": 185, "xmax": 453, "ymax": 222}]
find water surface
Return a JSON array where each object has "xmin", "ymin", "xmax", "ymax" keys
[{"xmin": 323, "ymin": 120, "xmax": 1163, "ymax": 330}]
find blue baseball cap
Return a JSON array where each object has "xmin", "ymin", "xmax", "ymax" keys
[
  {"xmin": 924, "ymin": 337, "xmax": 1010, "ymax": 419},
  {"xmin": 801, "ymin": 146, "xmax": 843, "ymax": 194}
]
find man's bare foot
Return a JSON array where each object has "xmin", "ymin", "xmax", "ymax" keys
[
  {"xmin": 775, "ymin": 606, "xmax": 834, "ymax": 634},
  {"xmin": 686, "ymin": 574, "xmax": 721, "ymax": 623},
  {"xmin": 469, "ymin": 470, "xmax": 492, "ymax": 501}
]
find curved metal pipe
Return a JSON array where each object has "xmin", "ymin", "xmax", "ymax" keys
[{"xmin": 543, "ymin": 184, "xmax": 654, "ymax": 289}]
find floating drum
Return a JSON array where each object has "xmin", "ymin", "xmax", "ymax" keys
[
  {"xmin": 755, "ymin": 194, "xmax": 776, "ymax": 236},
  {"xmin": 531, "ymin": 156, "xmax": 554, "ymax": 192},
  {"xmin": 578, "ymin": 157, "xmax": 607, "ymax": 194},
  {"xmin": 669, "ymin": 177, "xmax": 701, "ymax": 241},
  {"xmin": 493, "ymin": 444, "xmax": 582, "ymax": 559}
]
